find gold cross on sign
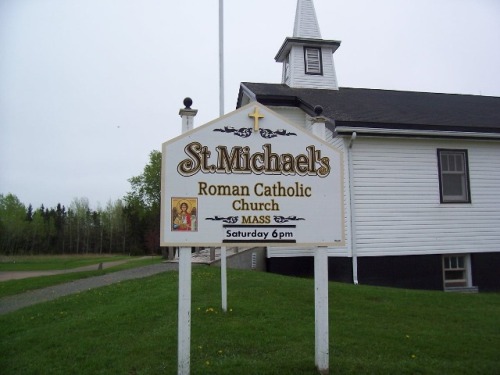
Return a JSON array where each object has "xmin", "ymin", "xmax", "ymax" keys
[{"xmin": 248, "ymin": 106, "xmax": 264, "ymax": 132}]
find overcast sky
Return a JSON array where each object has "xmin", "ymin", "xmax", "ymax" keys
[{"xmin": 1, "ymin": 0, "xmax": 499, "ymax": 209}]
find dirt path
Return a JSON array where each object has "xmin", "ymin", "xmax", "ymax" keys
[{"xmin": 0, "ymin": 262, "xmax": 179, "ymax": 315}]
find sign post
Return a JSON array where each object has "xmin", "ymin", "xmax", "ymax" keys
[
  {"xmin": 315, "ymin": 247, "xmax": 329, "ymax": 373},
  {"xmin": 175, "ymin": 99, "xmax": 197, "ymax": 375},
  {"xmin": 221, "ymin": 246, "xmax": 227, "ymax": 312},
  {"xmin": 161, "ymin": 102, "xmax": 344, "ymax": 374},
  {"xmin": 177, "ymin": 246, "xmax": 191, "ymax": 374},
  {"xmin": 312, "ymin": 109, "xmax": 329, "ymax": 374}
]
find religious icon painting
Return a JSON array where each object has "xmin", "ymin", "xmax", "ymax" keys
[{"xmin": 171, "ymin": 197, "xmax": 198, "ymax": 232}]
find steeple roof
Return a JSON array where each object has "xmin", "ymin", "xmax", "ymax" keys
[{"xmin": 293, "ymin": 0, "xmax": 321, "ymax": 39}]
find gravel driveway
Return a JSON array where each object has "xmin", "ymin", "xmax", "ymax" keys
[{"xmin": 0, "ymin": 262, "xmax": 179, "ymax": 315}]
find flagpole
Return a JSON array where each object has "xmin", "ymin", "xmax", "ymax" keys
[
  {"xmin": 219, "ymin": 1, "xmax": 229, "ymax": 314},
  {"xmin": 219, "ymin": 0, "xmax": 224, "ymax": 117}
]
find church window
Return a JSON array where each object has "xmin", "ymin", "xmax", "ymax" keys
[
  {"xmin": 437, "ymin": 149, "xmax": 471, "ymax": 203},
  {"xmin": 284, "ymin": 55, "xmax": 290, "ymax": 82},
  {"xmin": 304, "ymin": 47, "xmax": 322, "ymax": 75}
]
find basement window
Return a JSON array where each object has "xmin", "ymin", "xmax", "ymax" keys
[
  {"xmin": 443, "ymin": 255, "xmax": 466, "ymax": 287},
  {"xmin": 443, "ymin": 254, "xmax": 478, "ymax": 293},
  {"xmin": 304, "ymin": 47, "xmax": 322, "ymax": 75},
  {"xmin": 437, "ymin": 149, "xmax": 471, "ymax": 203}
]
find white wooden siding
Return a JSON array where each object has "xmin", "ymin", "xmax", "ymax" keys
[
  {"xmin": 270, "ymin": 106, "xmax": 306, "ymax": 128},
  {"xmin": 351, "ymin": 137, "xmax": 500, "ymax": 257},
  {"xmin": 289, "ymin": 46, "xmax": 338, "ymax": 90},
  {"xmin": 267, "ymin": 111, "xmax": 351, "ymax": 258},
  {"xmin": 329, "ymin": 135, "xmax": 351, "ymax": 256}
]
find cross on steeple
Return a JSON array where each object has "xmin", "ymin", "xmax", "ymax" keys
[{"xmin": 248, "ymin": 107, "xmax": 264, "ymax": 132}]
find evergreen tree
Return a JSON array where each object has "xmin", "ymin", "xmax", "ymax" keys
[{"xmin": 25, "ymin": 204, "xmax": 33, "ymax": 222}]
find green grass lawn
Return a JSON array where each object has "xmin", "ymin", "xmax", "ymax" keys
[
  {"xmin": 0, "ymin": 255, "xmax": 163, "ymax": 298},
  {"xmin": 0, "ymin": 254, "xmax": 140, "ymax": 271},
  {"xmin": 1, "ymin": 267, "xmax": 499, "ymax": 374}
]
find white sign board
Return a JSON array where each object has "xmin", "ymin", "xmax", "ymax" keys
[{"xmin": 161, "ymin": 103, "xmax": 344, "ymax": 247}]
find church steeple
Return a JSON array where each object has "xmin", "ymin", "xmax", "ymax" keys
[
  {"xmin": 275, "ymin": 0, "xmax": 341, "ymax": 90},
  {"xmin": 293, "ymin": 0, "xmax": 321, "ymax": 39}
]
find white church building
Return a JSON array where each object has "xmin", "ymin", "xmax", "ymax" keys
[{"xmin": 236, "ymin": 0, "xmax": 500, "ymax": 291}]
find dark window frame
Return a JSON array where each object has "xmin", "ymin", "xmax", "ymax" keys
[
  {"xmin": 303, "ymin": 46, "xmax": 323, "ymax": 75},
  {"xmin": 437, "ymin": 149, "xmax": 471, "ymax": 203}
]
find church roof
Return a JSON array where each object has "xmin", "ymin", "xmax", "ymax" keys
[{"xmin": 237, "ymin": 82, "xmax": 500, "ymax": 136}]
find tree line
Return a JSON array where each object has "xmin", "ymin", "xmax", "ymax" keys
[{"xmin": 0, "ymin": 151, "xmax": 161, "ymax": 255}]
